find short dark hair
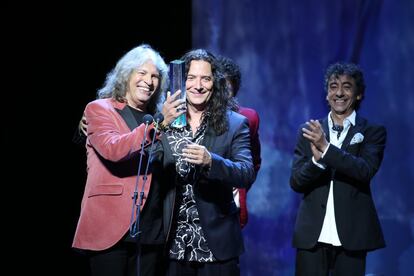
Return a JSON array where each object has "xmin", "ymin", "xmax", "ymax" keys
[
  {"xmin": 324, "ymin": 62, "xmax": 365, "ymax": 110},
  {"xmin": 217, "ymin": 56, "xmax": 242, "ymax": 97}
]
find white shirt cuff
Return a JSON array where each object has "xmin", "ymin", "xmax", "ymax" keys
[{"xmin": 321, "ymin": 143, "xmax": 330, "ymax": 158}]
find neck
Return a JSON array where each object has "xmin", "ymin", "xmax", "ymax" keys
[
  {"xmin": 187, "ymin": 105, "xmax": 205, "ymax": 134},
  {"xmin": 330, "ymin": 112, "xmax": 347, "ymax": 126},
  {"xmin": 187, "ymin": 104, "xmax": 204, "ymax": 122},
  {"xmin": 125, "ymin": 94, "xmax": 148, "ymax": 112},
  {"xmin": 127, "ymin": 101, "xmax": 147, "ymax": 112},
  {"xmin": 330, "ymin": 107, "xmax": 355, "ymax": 125},
  {"xmin": 129, "ymin": 105, "xmax": 146, "ymax": 112},
  {"xmin": 188, "ymin": 111, "xmax": 203, "ymax": 125}
]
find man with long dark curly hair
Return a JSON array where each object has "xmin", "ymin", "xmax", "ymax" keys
[{"xmin": 154, "ymin": 49, "xmax": 255, "ymax": 276}]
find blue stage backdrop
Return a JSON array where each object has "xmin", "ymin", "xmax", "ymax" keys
[{"xmin": 193, "ymin": 0, "xmax": 414, "ymax": 275}]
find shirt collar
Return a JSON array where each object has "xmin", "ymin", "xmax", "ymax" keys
[{"xmin": 328, "ymin": 110, "xmax": 356, "ymax": 128}]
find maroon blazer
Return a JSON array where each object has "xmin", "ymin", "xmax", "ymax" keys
[
  {"xmin": 238, "ymin": 107, "xmax": 261, "ymax": 227},
  {"xmin": 72, "ymin": 98, "xmax": 156, "ymax": 251},
  {"xmin": 239, "ymin": 107, "xmax": 261, "ymax": 173}
]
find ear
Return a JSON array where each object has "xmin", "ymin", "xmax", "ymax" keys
[{"xmin": 356, "ymin": 95, "xmax": 362, "ymax": 100}]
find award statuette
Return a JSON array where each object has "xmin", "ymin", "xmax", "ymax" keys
[{"xmin": 169, "ymin": 60, "xmax": 186, "ymax": 128}]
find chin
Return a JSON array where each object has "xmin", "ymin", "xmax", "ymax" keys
[
  {"xmin": 334, "ymin": 109, "xmax": 352, "ymax": 115},
  {"xmin": 189, "ymin": 98, "xmax": 206, "ymax": 105},
  {"xmin": 139, "ymin": 95, "xmax": 152, "ymax": 101}
]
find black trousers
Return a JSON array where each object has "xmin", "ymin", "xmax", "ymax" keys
[
  {"xmin": 166, "ymin": 258, "xmax": 240, "ymax": 276},
  {"xmin": 89, "ymin": 241, "xmax": 165, "ymax": 276},
  {"xmin": 295, "ymin": 243, "xmax": 367, "ymax": 276}
]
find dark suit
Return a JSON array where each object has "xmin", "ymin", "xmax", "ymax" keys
[
  {"xmin": 154, "ymin": 111, "xmax": 255, "ymax": 261},
  {"xmin": 290, "ymin": 115, "xmax": 386, "ymax": 251}
]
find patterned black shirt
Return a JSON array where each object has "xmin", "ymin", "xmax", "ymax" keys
[{"xmin": 166, "ymin": 120, "xmax": 215, "ymax": 262}]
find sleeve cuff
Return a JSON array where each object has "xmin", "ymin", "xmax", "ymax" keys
[
  {"xmin": 312, "ymin": 156, "xmax": 326, "ymax": 169},
  {"xmin": 321, "ymin": 143, "xmax": 330, "ymax": 158}
]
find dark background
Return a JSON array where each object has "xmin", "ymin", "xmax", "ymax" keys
[
  {"xmin": 192, "ymin": 0, "xmax": 414, "ymax": 275},
  {"xmin": 5, "ymin": 1, "xmax": 191, "ymax": 274}
]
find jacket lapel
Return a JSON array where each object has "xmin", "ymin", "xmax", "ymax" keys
[
  {"xmin": 321, "ymin": 117, "xmax": 330, "ymax": 143},
  {"xmin": 202, "ymin": 125, "xmax": 215, "ymax": 152},
  {"xmin": 116, "ymin": 105, "xmax": 139, "ymax": 131}
]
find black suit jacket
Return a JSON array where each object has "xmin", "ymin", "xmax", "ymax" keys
[
  {"xmin": 290, "ymin": 114, "xmax": 386, "ymax": 251},
  {"xmin": 154, "ymin": 111, "xmax": 255, "ymax": 260}
]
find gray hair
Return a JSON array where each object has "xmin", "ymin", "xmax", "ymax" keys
[{"xmin": 97, "ymin": 44, "xmax": 168, "ymax": 114}]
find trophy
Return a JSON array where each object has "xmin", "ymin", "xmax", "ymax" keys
[{"xmin": 169, "ymin": 60, "xmax": 187, "ymax": 128}]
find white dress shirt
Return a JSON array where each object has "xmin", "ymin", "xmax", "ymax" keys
[{"xmin": 315, "ymin": 111, "xmax": 356, "ymax": 246}]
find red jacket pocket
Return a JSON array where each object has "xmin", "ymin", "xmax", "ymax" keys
[{"xmin": 88, "ymin": 184, "xmax": 124, "ymax": 197}]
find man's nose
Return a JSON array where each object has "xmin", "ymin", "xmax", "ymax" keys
[
  {"xmin": 194, "ymin": 79, "xmax": 202, "ymax": 90},
  {"xmin": 336, "ymin": 87, "xmax": 345, "ymax": 96},
  {"xmin": 143, "ymin": 74, "xmax": 152, "ymax": 85}
]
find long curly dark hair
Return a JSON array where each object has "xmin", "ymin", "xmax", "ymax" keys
[
  {"xmin": 217, "ymin": 55, "xmax": 242, "ymax": 97},
  {"xmin": 181, "ymin": 49, "xmax": 238, "ymax": 135}
]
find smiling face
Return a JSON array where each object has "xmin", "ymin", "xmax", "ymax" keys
[
  {"xmin": 185, "ymin": 60, "xmax": 214, "ymax": 111},
  {"xmin": 125, "ymin": 60, "xmax": 160, "ymax": 111},
  {"xmin": 326, "ymin": 74, "xmax": 361, "ymax": 117}
]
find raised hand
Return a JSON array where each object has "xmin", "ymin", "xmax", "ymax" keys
[
  {"xmin": 302, "ymin": 119, "xmax": 329, "ymax": 152},
  {"xmin": 161, "ymin": 90, "xmax": 187, "ymax": 126}
]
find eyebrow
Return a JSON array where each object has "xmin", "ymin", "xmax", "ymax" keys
[
  {"xmin": 187, "ymin": 73, "xmax": 212, "ymax": 77},
  {"xmin": 329, "ymin": 80, "xmax": 353, "ymax": 86}
]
